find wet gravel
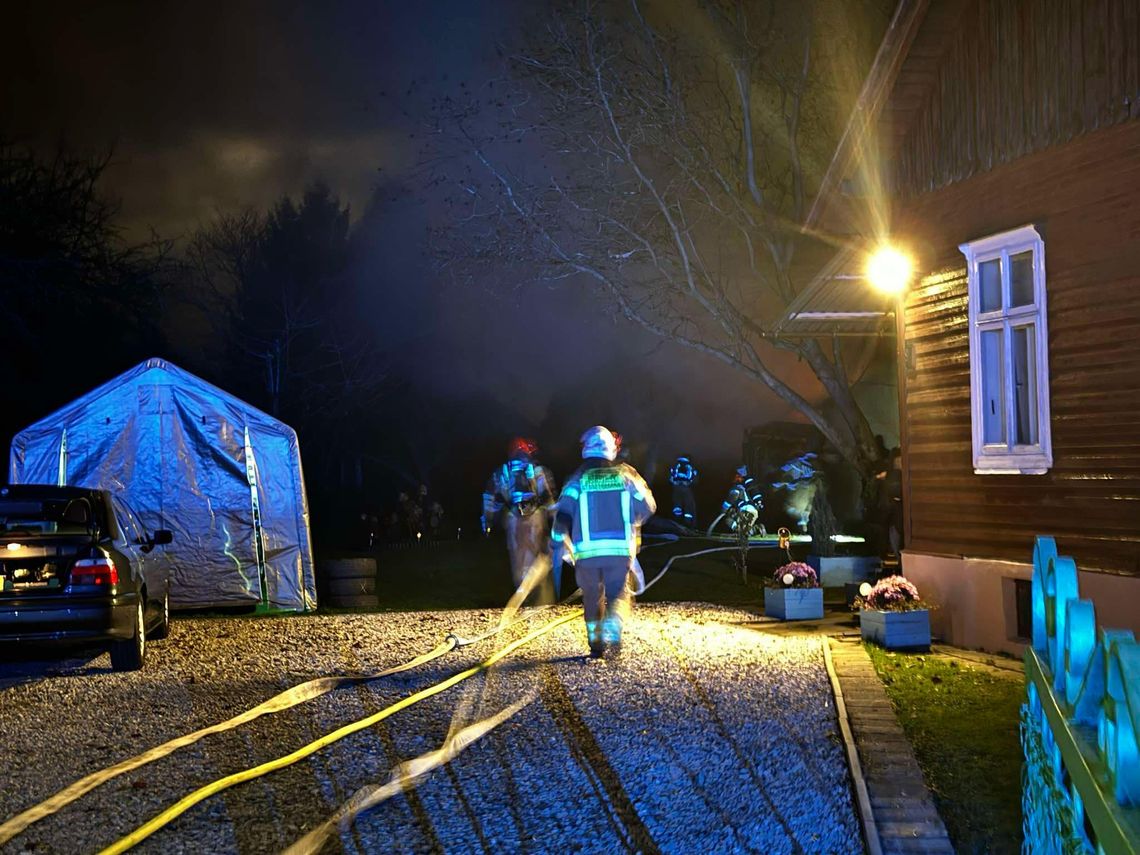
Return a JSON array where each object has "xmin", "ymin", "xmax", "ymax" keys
[{"xmin": 0, "ymin": 604, "xmax": 863, "ymax": 854}]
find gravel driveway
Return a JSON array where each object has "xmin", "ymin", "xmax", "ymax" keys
[{"xmin": 0, "ymin": 604, "xmax": 862, "ymax": 855}]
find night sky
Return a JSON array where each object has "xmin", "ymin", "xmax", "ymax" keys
[{"xmin": 3, "ymin": 1, "xmax": 882, "ymax": 508}]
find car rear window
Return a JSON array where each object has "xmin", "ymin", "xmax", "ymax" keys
[{"xmin": 0, "ymin": 497, "xmax": 104, "ymax": 535}]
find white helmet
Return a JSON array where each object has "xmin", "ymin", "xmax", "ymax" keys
[{"xmin": 580, "ymin": 425, "xmax": 618, "ymax": 461}]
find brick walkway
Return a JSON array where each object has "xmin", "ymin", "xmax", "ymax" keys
[{"xmin": 827, "ymin": 636, "xmax": 954, "ymax": 855}]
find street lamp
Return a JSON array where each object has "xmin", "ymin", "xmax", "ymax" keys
[{"xmin": 866, "ymin": 245, "xmax": 913, "ymax": 296}]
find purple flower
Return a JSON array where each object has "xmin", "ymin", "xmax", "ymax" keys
[
  {"xmin": 857, "ymin": 575, "xmax": 925, "ymax": 612},
  {"xmin": 770, "ymin": 561, "xmax": 819, "ymax": 589}
]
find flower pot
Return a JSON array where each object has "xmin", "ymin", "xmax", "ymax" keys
[
  {"xmin": 860, "ymin": 608, "xmax": 931, "ymax": 650},
  {"xmin": 764, "ymin": 586, "xmax": 824, "ymax": 621}
]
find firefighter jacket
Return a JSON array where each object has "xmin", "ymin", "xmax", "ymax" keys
[
  {"xmin": 723, "ymin": 476, "xmax": 763, "ymax": 511},
  {"xmin": 483, "ymin": 457, "xmax": 556, "ymax": 519},
  {"xmin": 551, "ymin": 459, "xmax": 656, "ymax": 561},
  {"xmin": 669, "ymin": 457, "xmax": 699, "ymax": 486}
]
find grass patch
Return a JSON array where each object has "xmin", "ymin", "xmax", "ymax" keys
[
  {"xmin": 637, "ymin": 538, "xmax": 776, "ymax": 606},
  {"xmin": 865, "ymin": 644, "xmax": 1024, "ymax": 855},
  {"xmin": 365, "ymin": 539, "xmax": 517, "ymax": 611},
  {"xmin": 319, "ymin": 536, "xmax": 792, "ymax": 613}
]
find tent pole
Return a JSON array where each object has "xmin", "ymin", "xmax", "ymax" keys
[
  {"xmin": 57, "ymin": 428, "xmax": 68, "ymax": 487},
  {"xmin": 243, "ymin": 427, "xmax": 270, "ymax": 612}
]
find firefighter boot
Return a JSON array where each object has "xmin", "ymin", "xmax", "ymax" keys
[
  {"xmin": 586, "ymin": 621, "xmax": 605, "ymax": 659},
  {"xmin": 601, "ymin": 614, "xmax": 623, "ymax": 658}
]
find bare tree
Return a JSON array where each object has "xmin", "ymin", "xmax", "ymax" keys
[
  {"xmin": 0, "ymin": 141, "xmax": 171, "ymax": 354},
  {"xmin": 0, "ymin": 140, "xmax": 171, "ymax": 449},
  {"xmin": 184, "ymin": 186, "xmax": 387, "ymax": 476},
  {"xmin": 187, "ymin": 205, "xmax": 320, "ymax": 420},
  {"xmin": 426, "ymin": 0, "xmax": 887, "ymax": 478}
]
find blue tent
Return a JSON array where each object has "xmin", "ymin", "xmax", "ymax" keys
[{"xmin": 9, "ymin": 358, "xmax": 317, "ymax": 611}]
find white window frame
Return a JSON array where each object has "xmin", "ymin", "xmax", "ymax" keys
[{"xmin": 960, "ymin": 225, "xmax": 1052, "ymax": 474}]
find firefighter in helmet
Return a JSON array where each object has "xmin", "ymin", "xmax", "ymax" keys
[
  {"xmin": 482, "ymin": 438, "xmax": 558, "ymax": 601},
  {"xmin": 551, "ymin": 426, "xmax": 656, "ymax": 658},
  {"xmin": 668, "ymin": 454, "xmax": 699, "ymax": 528},
  {"xmin": 721, "ymin": 465, "xmax": 765, "ymax": 536}
]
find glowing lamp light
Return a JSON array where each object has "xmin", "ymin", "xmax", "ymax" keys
[
  {"xmin": 6, "ymin": 543, "xmax": 21, "ymax": 551},
  {"xmin": 782, "ymin": 573, "xmax": 795, "ymax": 586},
  {"xmin": 866, "ymin": 245, "xmax": 913, "ymax": 295},
  {"xmin": 858, "ymin": 582, "xmax": 873, "ymax": 598}
]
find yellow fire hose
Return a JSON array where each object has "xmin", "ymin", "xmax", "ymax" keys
[
  {"xmin": 283, "ymin": 693, "xmax": 535, "ymax": 855},
  {"xmin": 279, "ymin": 546, "xmax": 745, "ymax": 852},
  {"xmin": 0, "ymin": 638, "xmax": 456, "ymax": 845},
  {"xmin": 3, "ymin": 541, "xmax": 729, "ymax": 852},
  {"xmin": 97, "ymin": 612, "xmax": 580, "ymax": 855},
  {"xmin": 0, "ymin": 598, "xmax": 574, "ymax": 847}
]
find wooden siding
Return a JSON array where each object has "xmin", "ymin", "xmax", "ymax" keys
[
  {"xmin": 893, "ymin": 0, "xmax": 1140, "ymax": 198},
  {"xmin": 896, "ymin": 119, "xmax": 1140, "ymax": 575}
]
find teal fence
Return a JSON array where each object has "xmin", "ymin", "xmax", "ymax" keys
[{"xmin": 1024, "ymin": 536, "xmax": 1140, "ymax": 855}]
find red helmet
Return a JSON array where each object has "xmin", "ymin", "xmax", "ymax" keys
[{"xmin": 508, "ymin": 437, "xmax": 537, "ymax": 458}]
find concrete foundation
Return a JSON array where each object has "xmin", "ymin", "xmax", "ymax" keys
[{"xmin": 901, "ymin": 550, "xmax": 1140, "ymax": 656}]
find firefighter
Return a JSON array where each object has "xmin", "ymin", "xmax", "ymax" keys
[
  {"xmin": 772, "ymin": 451, "xmax": 818, "ymax": 532},
  {"xmin": 552, "ymin": 426, "xmax": 656, "ymax": 659},
  {"xmin": 668, "ymin": 454, "xmax": 699, "ymax": 527},
  {"xmin": 482, "ymin": 438, "xmax": 558, "ymax": 600},
  {"xmin": 721, "ymin": 464, "xmax": 748, "ymax": 509},
  {"xmin": 721, "ymin": 465, "xmax": 765, "ymax": 535}
]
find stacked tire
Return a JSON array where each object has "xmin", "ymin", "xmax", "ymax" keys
[{"xmin": 320, "ymin": 557, "xmax": 378, "ymax": 609}]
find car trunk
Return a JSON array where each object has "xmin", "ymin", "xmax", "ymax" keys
[{"xmin": 0, "ymin": 541, "xmax": 93, "ymax": 597}]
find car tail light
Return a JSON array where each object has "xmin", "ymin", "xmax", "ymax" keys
[{"xmin": 71, "ymin": 557, "xmax": 119, "ymax": 586}]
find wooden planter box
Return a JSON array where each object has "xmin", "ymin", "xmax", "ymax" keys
[
  {"xmin": 764, "ymin": 586, "xmax": 824, "ymax": 621},
  {"xmin": 860, "ymin": 608, "xmax": 931, "ymax": 650}
]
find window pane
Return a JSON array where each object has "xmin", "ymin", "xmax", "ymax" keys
[
  {"xmin": 112, "ymin": 498, "xmax": 140, "ymax": 544},
  {"xmin": 981, "ymin": 329, "xmax": 1005, "ymax": 444},
  {"xmin": 1010, "ymin": 251, "xmax": 1034, "ymax": 308},
  {"xmin": 980, "ymin": 258, "xmax": 1001, "ymax": 312},
  {"xmin": 1012, "ymin": 325, "xmax": 1038, "ymax": 445}
]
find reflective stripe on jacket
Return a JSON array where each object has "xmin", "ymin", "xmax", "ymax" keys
[
  {"xmin": 552, "ymin": 460, "xmax": 655, "ymax": 560},
  {"xmin": 669, "ymin": 461, "xmax": 698, "ymax": 485}
]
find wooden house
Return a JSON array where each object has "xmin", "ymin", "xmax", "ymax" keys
[{"xmin": 825, "ymin": 0, "xmax": 1140, "ymax": 654}]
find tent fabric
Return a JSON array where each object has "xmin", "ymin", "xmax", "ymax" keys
[{"xmin": 8, "ymin": 358, "xmax": 317, "ymax": 611}]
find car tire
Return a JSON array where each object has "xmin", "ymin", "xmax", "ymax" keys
[
  {"xmin": 110, "ymin": 597, "xmax": 146, "ymax": 672},
  {"xmin": 328, "ymin": 593, "xmax": 379, "ymax": 609},
  {"xmin": 321, "ymin": 558, "xmax": 377, "ymax": 580},
  {"xmin": 149, "ymin": 590, "xmax": 171, "ymax": 641},
  {"xmin": 326, "ymin": 576, "xmax": 377, "ymax": 597},
  {"xmin": 320, "ymin": 558, "xmax": 379, "ymax": 609}
]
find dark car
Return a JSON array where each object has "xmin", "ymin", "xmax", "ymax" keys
[{"xmin": 0, "ymin": 484, "xmax": 173, "ymax": 671}]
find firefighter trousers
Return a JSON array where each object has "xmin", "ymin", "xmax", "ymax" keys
[
  {"xmin": 504, "ymin": 510, "xmax": 554, "ymax": 603},
  {"xmin": 671, "ymin": 484, "xmax": 696, "ymax": 526},
  {"xmin": 576, "ymin": 555, "xmax": 634, "ymax": 645}
]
